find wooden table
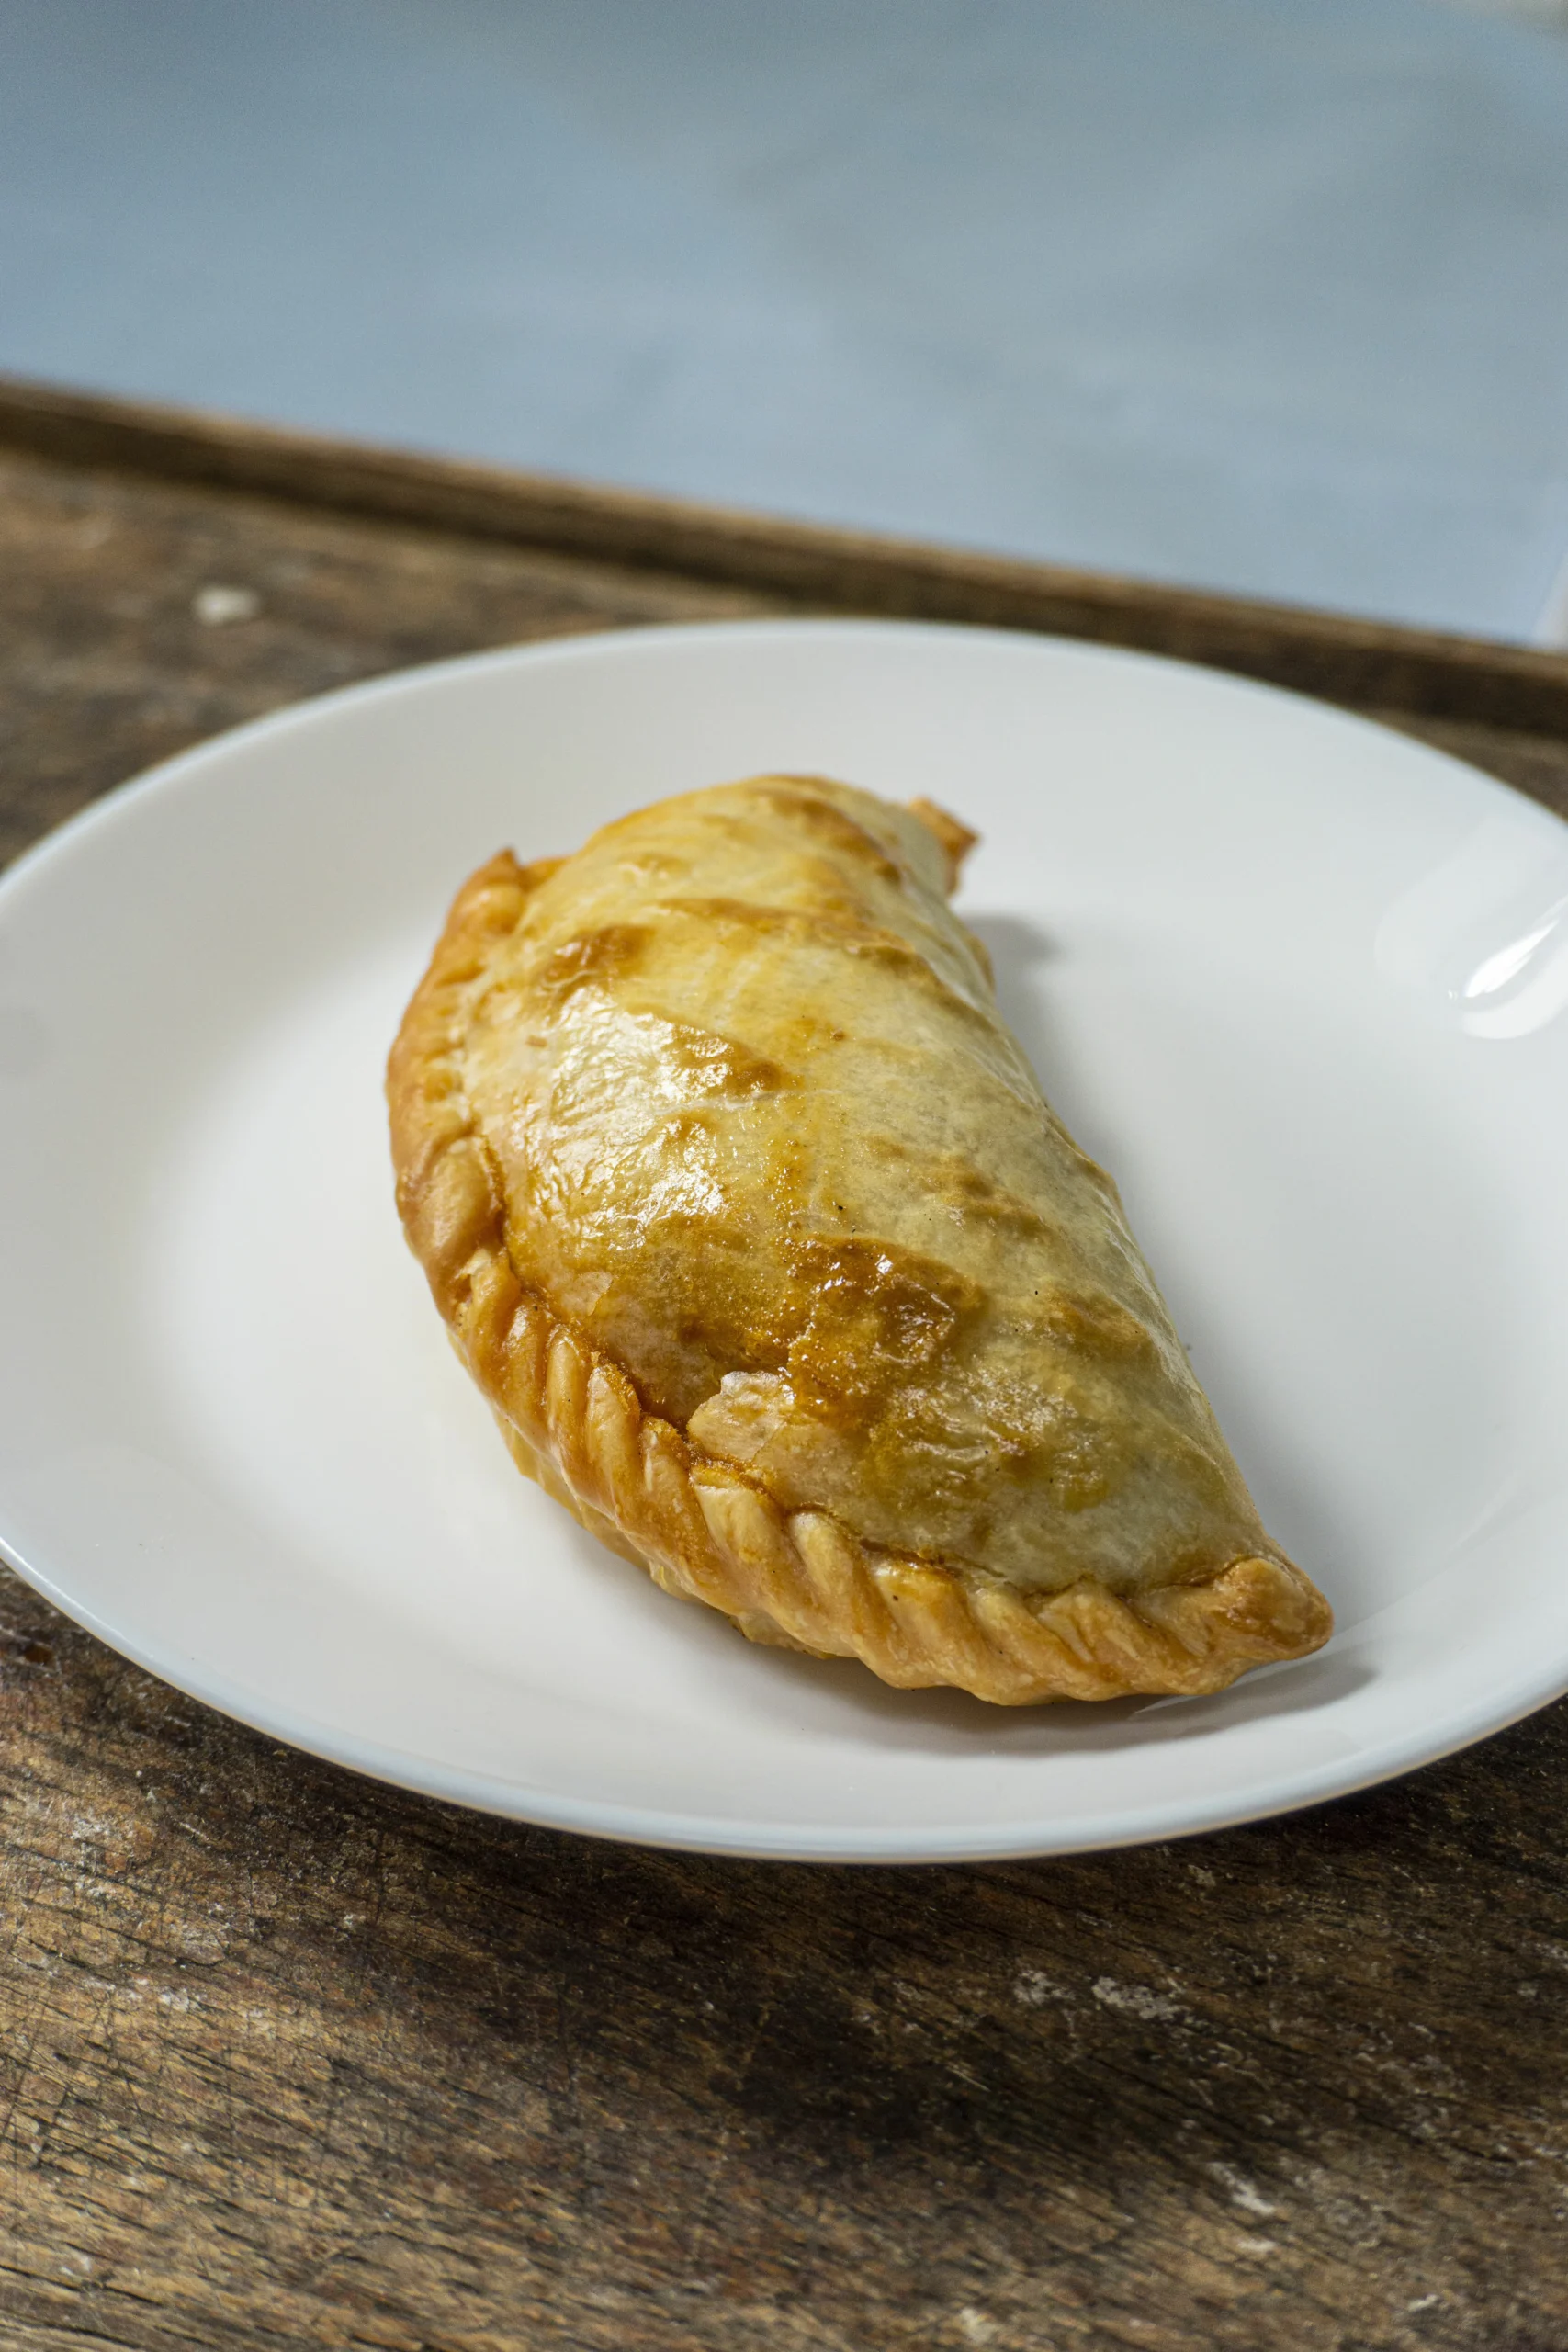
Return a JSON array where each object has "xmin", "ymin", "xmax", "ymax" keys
[{"xmin": 3, "ymin": 379, "xmax": 1567, "ymax": 2352}]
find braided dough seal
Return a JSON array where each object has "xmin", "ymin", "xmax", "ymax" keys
[{"xmin": 388, "ymin": 777, "xmax": 1331, "ymax": 1702}]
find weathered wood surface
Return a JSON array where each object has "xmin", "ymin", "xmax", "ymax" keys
[
  {"xmin": 0, "ymin": 441, "xmax": 774, "ymax": 873},
  {"xmin": 5, "ymin": 371, "xmax": 1568, "ymax": 806},
  {"xmin": 6, "ymin": 1561, "xmax": 1568, "ymax": 2352},
  {"xmin": 4, "ymin": 406, "xmax": 1568, "ymax": 2352}
]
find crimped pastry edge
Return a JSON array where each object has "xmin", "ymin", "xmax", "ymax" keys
[{"xmin": 388, "ymin": 846, "xmax": 1333, "ymax": 1705}]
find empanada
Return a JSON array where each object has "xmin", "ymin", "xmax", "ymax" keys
[{"xmin": 389, "ymin": 776, "xmax": 1331, "ymax": 1702}]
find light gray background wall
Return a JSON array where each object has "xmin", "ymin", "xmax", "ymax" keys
[{"xmin": 4, "ymin": 0, "xmax": 1568, "ymax": 640}]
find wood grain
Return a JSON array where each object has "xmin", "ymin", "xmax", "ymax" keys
[
  {"xmin": 3, "ymin": 393, "xmax": 1568, "ymax": 2352},
  {"xmin": 5, "ymin": 372, "xmax": 1568, "ymax": 773},
  {"xmin": 6, "ymin": 1569, "xmax": 1568, "ymax": 2352},
  {"xmin": 0, "ymin": 443, "xmax": 775, "ymax": 873}
]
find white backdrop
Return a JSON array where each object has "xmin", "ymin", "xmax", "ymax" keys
[{"xmin": 3, "ymin": 0, "xmax": 1568, "ymax": 641}]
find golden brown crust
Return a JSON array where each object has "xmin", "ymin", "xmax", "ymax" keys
[
  {"xmin": 388, "ymin": 839, "xmax": 1332, "ymax": 1703},
  {"xmin": 907, "ymin": 795, "xmax": 979, "ymax": 890}
]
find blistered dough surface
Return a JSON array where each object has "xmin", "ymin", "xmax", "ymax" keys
[{"xmin": 454, "ymin": 776, "xmax": 1279, "ymax": 1596}]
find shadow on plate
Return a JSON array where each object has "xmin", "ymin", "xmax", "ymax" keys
[{"xmin": 731, "ymin": 1640, "xmax": 1371, "ymax": 1756}]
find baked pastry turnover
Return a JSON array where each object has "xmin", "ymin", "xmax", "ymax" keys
[{"xmin": 389, "ymin": 775, "xmax": 1331, "ymax": 1702}]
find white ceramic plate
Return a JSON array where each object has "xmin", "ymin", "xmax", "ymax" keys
[{"xmin": 2, "ymin": 620, "xmax": 1567, "ymax": 1861}]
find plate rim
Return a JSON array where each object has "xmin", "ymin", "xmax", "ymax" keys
[
  {"xmin": 7, "ymin": 609, "xmax": 1561, "ymax": 903},
  {"xmin": 6, "ymin": 1510, "xmax": 1568, "ymax": 1863}
]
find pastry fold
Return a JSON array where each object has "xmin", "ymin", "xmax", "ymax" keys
[{"xmin": 389, "ymin": 775, "xmax": 1331, "ymax": 1702}]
